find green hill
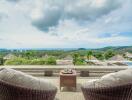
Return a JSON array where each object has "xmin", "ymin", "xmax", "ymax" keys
[{"xmin": 94, "ymin": 46, "xmax": 132, "ymax": 53}]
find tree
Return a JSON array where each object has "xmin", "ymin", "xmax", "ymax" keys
[
  {"xmin": 75, "ymin": 58, "xmax": 85, "ymax": 65},
  {"xmin": 73, "ymin": 53, "xmax": 79, "ymax": 65},
  {"xmin": 45, "ymin": 57, "xmax": 56, "ymax": 65},
  {"xmin": 94, "ymin": 52, "xmax": 104, "ymax": 60},
  {"xmin": 104, "ymin": 50, "xmax": 115, "ymax": 59},
  {"xmin": 0, "ymin": 57, "xmax": 4, "ymax": 65},
  {"xmin": 87, "ymin": 51, "xmax": 93, "ymax": 60},
  {"xmin": 25, "ymin": 51, "xmax": 35, "ymax": 59}
]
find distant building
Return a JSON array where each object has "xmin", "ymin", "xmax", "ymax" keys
[
  {"xmin": 90, "ymin": 55, "xmax": 98, "ymax": 61},
  {"xmin": 108, "ymin": 54, "xmax": 126, "ymax": 61},
  {"xmin": 56, "ymin": 60, "xmax": 73, "ymax": 65},
  {"xmin": 84, "ymin": 55, "xmax": 99, "ymax": 62},
  {"xmin": 42, "ymin": 54, "xmax": 49, "ymax": 58},
  {"xmin": 62, "ymin": 55, "xmax": 73, "ymax": 60},
  {"xmin": 56, "ymin": 55, "xmax": 73, "ymax": 65},
  {"xmin": 3, "ymin": 54, "xmax": 16, "ymax": 60},
  {"xmin": 84, "ymin": 55, "xmax": 105, "ymax": 65},
  {"xmin": 125, "ymin": 52, "xmax": 132, "ymax": 59}
]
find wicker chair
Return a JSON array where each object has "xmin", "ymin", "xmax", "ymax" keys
[
  {"xmin": 0, "ymin": 79, "xmax": 57, "ymax": 100},
  {"xmin": 81, "ymin": 81, "xmax": 132, "ymax": 100},
  {"xmin": 81, "ymin": 69, "xmax": 132, "ymax": 100}
]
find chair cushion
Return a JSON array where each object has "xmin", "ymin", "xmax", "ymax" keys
[
  {"xmin": 82, "ymin": 68, "xmax": 132, "ymax": 88},
  {"xmin": 0, "ymin": 68, "xmax": 57, "ymax": 91}
]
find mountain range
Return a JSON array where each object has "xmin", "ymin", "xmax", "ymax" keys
[{"xmin": 0, "ymin": 46, "xmax": 132, "ymax": 53}]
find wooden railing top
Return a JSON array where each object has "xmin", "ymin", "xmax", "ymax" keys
[{"xmin": 0, "ymin": 65, "xmax": 129, "ymax": 71}]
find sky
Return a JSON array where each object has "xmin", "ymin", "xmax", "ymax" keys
[{"xmin": 0, "ymin": 0, "xmax": 132, "ymax": 49}]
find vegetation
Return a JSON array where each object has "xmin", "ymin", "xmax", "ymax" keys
[
  {"xmin": 87, "ymin": 51, "xmax": 93, "ymax": 60},
  {"xmin": 104, "ymin": 50, "xmax": 116, "ymax": 60},
  {"xmin": 4, "ymin": 57, "xmax": 56, "ymax": 65},
  {"xmin": 73, "ymin": 53, "xmax": 79, "ymax": 65},
  {"xmin": 73, "ymin": 53, "xmax": 85, "ymax": 65},
  {"xmin": 93, "ymin": 52, "xmax": 104, "ymax": 60},
  {"xmin": 0, "ymin": 57, "xmax": 4, "ymax": 65},
  {"xmin": 0, "ymin": 46, "xmax": 131, "ymax": 65},
  {"xmin": 75, "ymin": 60, "xmax": 85, "ymax": 65}
]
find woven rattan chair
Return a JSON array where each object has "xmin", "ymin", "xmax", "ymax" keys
[
  {"xmin": 0, "ymin": 68, "xmax": 57, "ymax": 100},
  {"xmin": 81, "ymin": 69, "xmax": 132, "ymax": 100},
  {"xmin": 81, "ymin": 83, "xmax": 132, "ymax": 100},
  {"xmin": 0, "ymin": 79, "xmax": 57, "ymax": 100}
]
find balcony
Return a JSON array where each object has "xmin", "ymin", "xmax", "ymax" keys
[{"xmin": 0, "ymin": 65, "xmax": 129, "ymax": 100}]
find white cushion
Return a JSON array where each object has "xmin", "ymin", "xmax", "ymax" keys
[
  {"xmin": 114, "ymin": 69, "xmax": 132, "ymax": 83},
  {"xmin": 82, "ymin": 79, "xmax": 98, "ymax": 88},
  {"xmin": 83, "ymin": 68, "xmax": 132, "ymax": 88},
  {"xmin": 0, "ymin": 68, "xmax": 57, "ymax": 91}
]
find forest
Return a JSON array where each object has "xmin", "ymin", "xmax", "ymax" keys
[{"xmin": 0, "ymin": 46, "xmax": 131, "ymax": 65}]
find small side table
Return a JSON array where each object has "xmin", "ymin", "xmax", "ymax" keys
[{"xmin": 60, "ymin": 70, "xmax": 77, "ymax": 91}]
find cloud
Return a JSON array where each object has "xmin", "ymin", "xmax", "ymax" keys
[
  {"xmin": 0, "ymin": 13, "xmax": 8, "ymax": 21},
  {"xmin": 0, "ymin": 15, "xmax": 3, "ymax": 21},
  {"xmin": 30, "ymin": 0, "xmax": 123, "ymax": 31},
  {"xmin": 31, "ymin": 4, "xmax": 62, "ymax": 31},
  {"xmin": 6, "ymin": 0, "xmax": 20, "ymax": 2},
  {"xmin": 0, "ymin": 0, "xmax": 132, "ymax": 48},
  {"xmin": 64, "ymin": 0, "xmax": 121, "ymax": 21},
  {"xmin": 0, "ymin": 38, "xmax": 3, "ymax": 41}
]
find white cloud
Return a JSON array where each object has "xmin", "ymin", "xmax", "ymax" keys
[
  {"xmin": 0, "ymin": 0, "xmax": 132, "ymax": 48},
  {"xmin": 6, "ymin": 0, "xmax": 20, "ymax": 2},
  {"xmin": 29, "ymin": 0, "xmax": 123, "ymax": 31}
]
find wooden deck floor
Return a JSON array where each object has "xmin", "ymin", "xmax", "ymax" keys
[{"xmin": 39, "ymin": 77, "xmax": 98, "ymax": 100}]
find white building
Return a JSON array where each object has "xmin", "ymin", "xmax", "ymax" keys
[
  {"xmin": 3, "ymin": 54, "xmax": 16, "ymax": 60},
  {"xmin": 125, "ymin": 52, "xmax": 132, "ymax": 59},
  {"xmin": 56, "ymin": 55, "xmax": 73, "ymax": 65},
  {"xmin": 108, "ymin": 54, "xmax": 126, "ymax": 61}
]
